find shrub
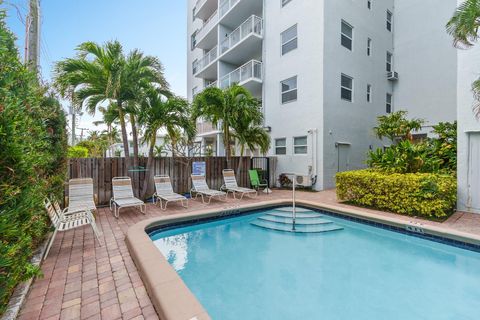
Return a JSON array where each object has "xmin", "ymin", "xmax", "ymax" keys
[
  {"xmin": 67, "ymin": 145, "xmax": 89, "ymax": 158},
  {"xmin": 336, "ymin": 170, "xmax": 457, "ymax": 219},
  {"xmin": 0, "ymin": 11, "xmax": 67, "ymax": 314}
]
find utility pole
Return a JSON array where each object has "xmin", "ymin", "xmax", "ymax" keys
[{"xmin": 25, "ymin": 0, "xmax": 40, "ymax": 73}]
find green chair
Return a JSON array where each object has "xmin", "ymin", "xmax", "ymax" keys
[{"xmin": 249, "ymin": 170, "xmax": 269, "ymax": 192}]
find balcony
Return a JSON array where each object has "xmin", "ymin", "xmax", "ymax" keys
[
  {"xmin": 194, "ymin": 0, "xmax": 217, "ymax": 20},
  {"xmin": 219, "ymin": 0, "xmax": 263, "ymax": 29},
  {"xmin": 195, "ymin": 10, "xmax": 219, "ymax": 49},
  {"xmin": 193, "ymin": 46, "xmax": 218, "ymax": 79},
  {"xmin": 219, "ymin": 15, "xmax": 263, "ymax": 65},
  {"xmin": 196, "ymin": 121, "xmax": 219, "ymax": 136},
  {"xmin": 219, "ymin": 60, "xmax": 263, "ymax": 96},
  {"xmin": 205, "ymin": 81, "xmax": 218, "ymax": 89}
]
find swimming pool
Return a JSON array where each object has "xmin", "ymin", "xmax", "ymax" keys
[{"xmin": 149, "ymin": 207, "xmax": 480, "ymax": 320}]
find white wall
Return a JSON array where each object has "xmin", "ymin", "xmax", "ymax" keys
[
  {"xmin": 187, "ymin": 0, "xmax": 210, "ymax": 102},
  {"xmin": 263, "ymin": 0, "xmax": 324, "ymax": 188},
  {"xmin": 322, "ymin": 0, "xmax": 394, "ymax": 189},
  {"xmin": 457, "ymin": 40, "xmax": 480, "ymax": 213},
  {"xmin": 393, "ymin": 0, "xmax": 457, "ymax": 131}
]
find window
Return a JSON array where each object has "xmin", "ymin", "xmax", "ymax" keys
[
  {"xmin": 282, "ymin": 0, "xmax": 292, "ymax": 7},
  {"xmin": 191, "ymin": 31, "xmax": 197, "ymax": 50},
  {"xmin": 192, "ymin": 59, "xmax": 198, "ymax": 74},
  {"xmin": 386, "ymin": 51, "xmax": 392, "ymax": 72},
  {"xmin": 367, "ymin": 0, "xmax": 372, "ymax": 9},
  {"xmin": 275, "ymin": 138, "xmax": 287, "ymax": 155},
  {"xmin": 294, "ymin": 136, "xmax": 308, "ymax": 154},
  {"xmin": 281, "ymin": 76, "xmax": 297, "ymax": 103},
  {"xmin": 367, "ymin": 84, "xmax": 372, "ymax": 102},
  {"xmin": 192, "ymin": 86, "xmax": 199, "ymax": 98},
  {"xmin": 341, "ymin": 74, "xmax": 353, "ymax": 102},
  {"xmin": 386, "ymin": 93, "xmax": 392, "ymax": 113},
  {"xmin": 367, "ymin": 38, "xmax": 372, "ymax": 56},
  {"xmin": 341, "ymin": 21, "xmax": 353, "ymax": 50},
  {"xmin": 386, "ymin": 10, "xmax": 392, "ymax": 31},
  {"xmin": 281, "ymin": 24, "xmax": 298, "ymax": 55}
]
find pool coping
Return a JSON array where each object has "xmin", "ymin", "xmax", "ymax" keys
[{"xmin": 125, "ymin": 199, "xmax": 480, "ymax": 320}]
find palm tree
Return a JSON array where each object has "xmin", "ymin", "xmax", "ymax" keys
[
  {"xmin": 53, "ymin": 41, "xmax": 168, "ymax": 168},
  {"xmin": 138, "ymin": 88, "xmax": 195, "ymax": 198},
  {"xmin": 192, "ymin": 84, "xmax": 259, "ymax": 167},
  {"xmin": 231, "ymin": 100, "xmax": 270, "ymax": 177},
  {"xmin": 447, "ymin": 0, "xmax": 480, "ymax": 117}
]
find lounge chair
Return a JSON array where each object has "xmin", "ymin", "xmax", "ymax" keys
[
  {"xmin": 153, "ymin": 175, "xmax": 188, "ymax": 210},
  {"xmin": 67, "ymin": 178, "xmax": 97, "ymax": 212},
  {"xmin": 249, "ymin": 169, "xmax": 269, "ymax": 192},
  {"xmin": 110, "ymin": 176, "xmax": 146, "ymax": 218},
  {"xmin": 43, "ymin": 198, "xmax": 101, "ymax": 260},
  {"xmin": 221, "ymin": 169, "xmax": 258, "ymax": 200},
  {"xmin": 190, "ymin": 174, "xmax": 227, "ymax": 204}
]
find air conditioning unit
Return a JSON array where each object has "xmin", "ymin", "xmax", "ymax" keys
[
  {"xmin": 387, "ymin": 71, "xmax": 399, "ymax": 81},
  {"xmin": 295, "ymin": 175, "xmax": 313, "ymax": 187}
]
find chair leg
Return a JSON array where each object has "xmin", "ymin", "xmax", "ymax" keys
[
  {"xmin": 44, "ymin": 229, "xmax": 58, "ymax": 261},
  {"xmin": 91, "ymin": 223, "xmax": 102, "ymax": 246}
]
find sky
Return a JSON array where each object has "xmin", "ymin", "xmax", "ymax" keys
[{"xmin": 2, "ymin": 0, "xmax": 187, "ymax": 135}]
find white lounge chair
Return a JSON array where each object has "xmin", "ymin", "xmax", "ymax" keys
[
  {"xmin": 221, "ymin": 169, "xmax": 258, "ymax": 200},
  {"xmin": 153, "ymin": 175, "xmax": 188, "ymax": 210},
  {"xmin": 190, "ymin": 174, "xmax": 227, "ymax": 204},
  {"xmin": 110, "ymin": 176, "xmax": 146, "ymax": 218},
  {"xmin": 43, "ymin": 198, "xmax": 101, "ymax": 260},
  {"xmin": 67, "ymin": 178, "xmax": 97, "ymax": 212}
]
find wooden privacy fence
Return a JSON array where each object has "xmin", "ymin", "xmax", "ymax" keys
[{"xmin": 67, "ymin": 157, "xmax": 277, "ymax": 206}]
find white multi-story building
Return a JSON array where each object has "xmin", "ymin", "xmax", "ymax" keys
[{"xmin": 187, "ymin": 0, "xmax": 466, "ymax": 194}]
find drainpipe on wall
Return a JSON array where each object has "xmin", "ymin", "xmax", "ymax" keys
[{"xmin": 308, "ymin": 128, "xmax": 318, "ymax": 185}]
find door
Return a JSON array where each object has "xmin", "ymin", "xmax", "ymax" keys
[
  {"xmin": 468, "ymin": 133, "xmax": 480, "ymax": 211},
  {"xmin": 336, "ymin": 143, "xmax": 350, "ymax": 172}
]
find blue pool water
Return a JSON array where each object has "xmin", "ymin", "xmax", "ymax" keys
[{"xmin": 150, "ymin": 208, "xmax": 480, "ymax": 320}]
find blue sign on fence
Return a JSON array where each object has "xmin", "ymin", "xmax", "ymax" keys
[{"xmin": 192, "ymin": 161, "xmax": 206, "ymax": 176}]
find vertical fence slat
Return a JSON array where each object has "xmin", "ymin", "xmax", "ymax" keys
[{"xmin": 67, "ymin": 156, "xmax": 264, "ymax": 206}]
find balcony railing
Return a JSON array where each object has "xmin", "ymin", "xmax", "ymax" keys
[
  {"xmin": 219, "ymin": 0, "xmax": 240, "ymax": 18},
  {"xmin": 196, "ymin": 121, "xmax": 218, "ymax": 135},
  {"xmin": 205, "ymin": 81, "xmax": 218, "ymax": 89},
  {"xmin": 220, "ymin": 15, "xmax": 263, "ymax": 55},
  {"xmin": 193, "ymin": 46, "xmax": 218, "ymax": 75},
  {"xmin": 219, "ymin": 60, "xmax": 262, "ymax": 89},
  {"xmin": 193, "ymin": 0, "xmax": 207, "ymax": 17},
  {"xmin": 196, "ymin": 10, "xmax": 218, "ymax": 43}
]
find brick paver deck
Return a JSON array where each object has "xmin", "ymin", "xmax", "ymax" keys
[{"xmin": 17, "ymin": 189, "xmax": 480, "ymax": 320}]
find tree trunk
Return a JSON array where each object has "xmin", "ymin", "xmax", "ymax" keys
[
  {"xmin": 141, "ymin": 136, "xmax": 156, "ymax": 199},
  {"xmin": 130, "ymin": 114, "xmax": 139, "ymax": 167},
  {"xmin": 236, "ymin": 144, "xmax": 245, "ymax": 181},
  {"xmin": 129, "ymin": 114, "xmax": 141, "ymax": 197},
  {"xmin": 223, "ymin": 123, "xmax": 231, "ymax": 168},
  {"xmin": 117, "ymin": 105, "xmax": 131, "ymax": 168}
]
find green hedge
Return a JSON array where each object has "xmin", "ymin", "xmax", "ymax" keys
[
  {"xmin": 0, "ymin": 11, "xmax": 67, "ymax": 314},
  {"xmin": 336, "ymin": 170, "xmax": 457, "ymax": 219}
]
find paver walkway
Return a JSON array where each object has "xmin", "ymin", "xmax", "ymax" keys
[{"xmin": 17, "ymin": 189, "xmax": 480, "ymax": 320}]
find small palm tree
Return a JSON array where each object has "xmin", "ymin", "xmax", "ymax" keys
[
  {"xmin": 138, "ymin": 88, "xmax": 195, "ymax": 198},
  {"xmin": 447, "ymin": 0, "xmax": 480, "ymax": 117},
  {"xmin": 231, "ymin": 101, "xmax": 270, "ymax": 176},
  {"xmin": 192, "ymin": 84, "xmax": 259, "ymax": 167},
  {"xmin": 54, "ymin": 41, "xmax": 168, "ymax": 168}
]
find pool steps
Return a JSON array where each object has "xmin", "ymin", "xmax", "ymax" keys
[
  {"xmin": 265, "ymin": 211, "xmax": 324, "ymax": 218},
  {"xmin": 258, "ymin": 215, "xmax": 333, "ymax": 225},
  {"xmin": 251, "ymin": 208, "xmax": 344, "ymax": 233},
  {"xmin": 251, "ymin": 220, "xmax": 343, "ymax": 233}
]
